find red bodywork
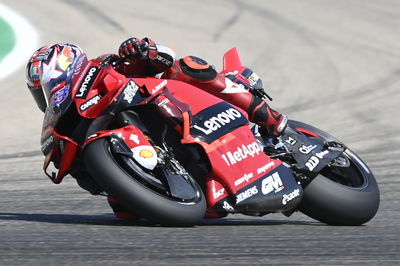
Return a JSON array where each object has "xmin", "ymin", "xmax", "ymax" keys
[{"xmin": 42, "ymin": 48, "xmax": 284, "ymax": 211}]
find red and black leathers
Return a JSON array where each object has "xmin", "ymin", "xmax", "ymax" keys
[
  {"xmin": 115, "ymin": 37, "xmax": 287, "ymax": 137},
  {"xmin": 163, "ymin": 56, "xmax": 287, "ymax": 137}
]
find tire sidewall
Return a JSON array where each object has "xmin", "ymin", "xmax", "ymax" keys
[
  {"xmin": 289, "ymin": 120, "xmax": 380, "ymax": 225},
  {"xmin": 84, "ymin": 138, "xmax": 207, "ymax": 226}
]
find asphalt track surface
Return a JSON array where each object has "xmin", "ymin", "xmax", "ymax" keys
[{"xmin": 1, "ymin": 0, "xmax": 399, "ymax": 265}]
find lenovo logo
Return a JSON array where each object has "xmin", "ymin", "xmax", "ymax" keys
[
  {"xmin": 76, "ymin": 67, "xmax": 99, "ymax": 98},
  {"xmin": 193, "ymin": 108, "xmax": 243, "ymax": 135}
]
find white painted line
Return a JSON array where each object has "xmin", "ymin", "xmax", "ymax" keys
[{"xmin": 0, "ymin": 3, "xmax": 39, "ymax": 80}]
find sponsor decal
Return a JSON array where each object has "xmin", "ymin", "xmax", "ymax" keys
[
  {"xmin": 75, "ymin": 67, "xmax": 99, "ymax": 98},
  {"xmin": 236, "ymin": 186, "xmax": 258, "ymax": 203},
  {"xmin": 221, "ymin": 141, "xmax": 262, "ymax": 166},
  {"xmin": 129, "ymin": 134, "xmax": 139, "ymax": 144},
  {"xmin": 257, "ymin": 161, "xmax": 275, "ymax": 175},
  {"xmin": 123, "ymin": 80, "xmax": 139, "ymax": 104},
  {"xmin": 155, "ymin": 54, "xmax": 173, "ymax": 66},
  {"xmin": 282, "ymin": 189, "xmax": 300, "ymax": 205},
  {"xmin": 213, "ymin": 188, "xmax": 225, "ymax": 200},
  {"xmin": 53, "ymin": 85, "xmax": 69, "ymax": 105},
  {"xmin": 41, "ymin": 135, "xmax": 54, "ymax": 153},
  {"xmin": 72, "ymin": 55, "xmax": 85, "ymax": 78},
  {"xmin": 193, "ymin": 108, "xmax": 243, "ymax": 135},
  {"xmin": 225, "ymin": 70, "xmax": 239, "ymax": 76},
  {"xmin": 299, "ymin": 144, "xmax": 317, "ymax": 154},
  {"xmin": 190, "ymin": 102, "xmax": 248, "ymax": 144},
  {"xmin": 80, "ymin": 94, "xmax": 102, "ymax": 112},
  {"xmin": 157, "ymin": 98, "xmax": 170, "ymax": 107},
  {"xmin": 305, "ymin": 156, "xmax": 319, "ymax": 171},
  {"xmin": 222, "ymin": 201, "xmax": 235, "ymax": 212},
  {"xmin": 234, "ymin": 172, "xmax": 254, "ymax": 187},
  {"xmin": 261, "ymin": 172, "xmax": 284, "ymax": 195},
  {"xmin": 221, "ymin": 78, "xmax": 248, "ymax": 94},
  {"xmin": 316, "ymin": 150, "xmax": 330, "ymax": 158},
  {"xmin": 248, "ymin": 72, "xmax": 260, "ymax": 87},
  {"xmin": 139, "ymin": 149, "xmax": 154, "ymax": 158},
  {"xmin": 30, "ymin": 65, "xmax": 40, "ymax": 81},
  {"xmin": 131, "ymin": 145, "xmax": 158, "ymax": 170},
  {"xmin": 305, "ymin": 150, "xmax": 330, "ymax": 171},
  {"xmin": 285, "ymin": 136, "xmax": 297, "ymax": 146},
  {"xmin": 152, "ymin": 80, "xmax": 168, "ymax": 94},
  {"xmin": 34, "ymin": 49, "xmax": 52, "ymax": 61}
]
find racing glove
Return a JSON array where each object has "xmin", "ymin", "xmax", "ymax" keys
[{"xmin": 118, "ymin": 37, "xmax": 157, "ymax": 61}]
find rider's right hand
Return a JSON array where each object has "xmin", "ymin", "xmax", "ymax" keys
[{"xmin": 118, "ymin": 37, "xmax": 149, "ymax": 60}]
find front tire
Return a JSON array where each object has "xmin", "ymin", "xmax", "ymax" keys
[
  {"xmin": 289, "ymin": 120, "xmax": 380, "ymax": 225},
  {"xmin": 84, "ymin": 138, "xmax": 206, "ymax": 226}
]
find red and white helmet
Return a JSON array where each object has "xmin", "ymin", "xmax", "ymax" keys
[{"xmin": 26, "ymin": 43, "xmax": 84, "ymax": 112}]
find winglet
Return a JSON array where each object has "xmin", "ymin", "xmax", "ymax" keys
[{"xmin": 222, "ymin": 47, "xmax": 244, "ymax": 72}]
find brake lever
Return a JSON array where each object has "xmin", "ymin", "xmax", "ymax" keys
[{"xmin": 249, "ymin": 87, "xmax": 273, "ymax": 101}]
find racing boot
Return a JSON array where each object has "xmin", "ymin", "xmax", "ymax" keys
[{"xmin": 165, "ymin": 56, "xmax": 288, "ymax": 137}]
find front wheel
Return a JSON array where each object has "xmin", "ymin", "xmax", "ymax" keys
[
  {"xmin": 84, "ymin": 138, "xmax": 206, "ymax": 226},
  {"xmin": 289, "ymin": 120, "xmax": 380, "ymax": 225}
]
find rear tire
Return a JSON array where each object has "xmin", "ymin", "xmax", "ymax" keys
[
  {"xmin": 84, "ymin": 138, "xmax": 206, "ymax": 226},
  {"xmin": 289, "ymin": 120, "xmax": 380, "ymax": 225}
]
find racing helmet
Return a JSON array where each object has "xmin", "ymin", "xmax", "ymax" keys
[{"xmin": 26, "ymin": 43, "xmax": 84, "ymax": 112}]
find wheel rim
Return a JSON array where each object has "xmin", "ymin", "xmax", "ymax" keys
[
  {"xmin": 107, "ymin": 141, "xmax": 203, "ymax": 204},
  {"xmin": 320, "ymin": 150, "xmax": 368, "ymax": 189}
]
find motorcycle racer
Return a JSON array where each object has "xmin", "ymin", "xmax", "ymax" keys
[{"xmin": 27, "ymin": 38, "xmax": 287, "ymax": 137}]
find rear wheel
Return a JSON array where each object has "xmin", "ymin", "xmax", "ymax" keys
[
  {"xmin": 289, "ymin": 120, "xmax": 380, "ymax": 225},
  {"xmin": 84, "ymin": 138, "xmax": 206, "ymax": 226}
]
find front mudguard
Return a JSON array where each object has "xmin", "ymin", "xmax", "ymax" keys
[{"xmin": 83, "ymin": 125, "xmax": 158, "ymax": 171}]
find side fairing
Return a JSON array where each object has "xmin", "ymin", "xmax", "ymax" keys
[
  {"xmin": 72, "ymin": 61, "xmax": 127, "ymax": 118},
  {"xmin": 190, "ymin": 102, "xmax": 249, "ymax": 144},
  {"xmin": 153, "ymin": 80, "xmax": 301, "ymax": 213}
]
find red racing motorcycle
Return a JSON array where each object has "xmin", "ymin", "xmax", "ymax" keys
[{"xmin": 40, "ymin": 48, "xmax": 380, "ymax": 226}]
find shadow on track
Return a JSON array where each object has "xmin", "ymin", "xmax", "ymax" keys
[
  {"xmin": 0, "ymin": 212, "xmax": 323, "ymax": 227},
  {"xmin": 0, "ymin": 212, "xmax": 138, "ymax": 226},
  {"xmin": 199, "ymin": 217, "xmax": 322, "ymax": 226}
]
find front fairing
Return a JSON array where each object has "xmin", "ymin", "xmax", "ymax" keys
[
  {"xmin": 40, "ymin": 55, "xmax": 89, "ymax": 155},
  {"xmin": 40, "ymin": 82, "xmax": 73, "ymax": 155}
]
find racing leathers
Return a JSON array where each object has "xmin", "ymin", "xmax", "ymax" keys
[{"xmin": 113, "ymin": 37, "xmax": 288, "ymax": 137}]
